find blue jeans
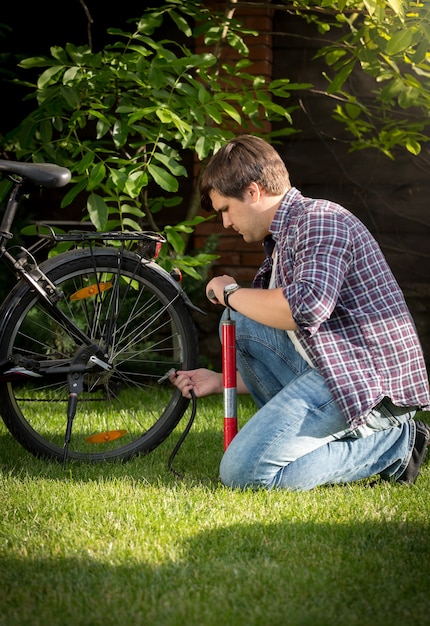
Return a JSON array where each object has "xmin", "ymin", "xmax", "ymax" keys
[{"xmin": 219, "ymin": 312, "xmax": 416, "ymax": 491}]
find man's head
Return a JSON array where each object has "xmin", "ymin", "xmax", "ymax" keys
[{"xmin": 200, "ymin": 134, "xmax": 291, "ymax": 212}]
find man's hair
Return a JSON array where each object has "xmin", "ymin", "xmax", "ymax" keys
[{"xmin": 200, "ymin": 134, "xmax": 291, "ymax": 211}]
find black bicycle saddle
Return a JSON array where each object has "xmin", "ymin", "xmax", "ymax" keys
[{"xmin": 0, "ymin": 160, "xmax": 71, "ymax": 188}]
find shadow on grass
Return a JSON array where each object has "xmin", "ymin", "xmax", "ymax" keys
[{"xmin": 1, "ymin": 518, "xmax": 429, "ymax": 626}]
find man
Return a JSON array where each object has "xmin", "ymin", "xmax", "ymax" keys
[{"xmin": 171, "ymin": 134, "xmax": 430, "ymax": 491}]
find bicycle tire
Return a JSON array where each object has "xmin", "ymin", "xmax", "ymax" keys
[{"xmin": 0, "ymin": 247, "xmax": 199, "ymax": 462}]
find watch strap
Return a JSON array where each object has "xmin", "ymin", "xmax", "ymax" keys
[{"xmin": 224, "ymin": 285, "xmax": 241, "ymax": 310}]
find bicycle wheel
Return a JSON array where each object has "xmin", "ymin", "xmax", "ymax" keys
[{"xmin": 0, "ymin": 247, "xmax": 199, "ymax": 462}]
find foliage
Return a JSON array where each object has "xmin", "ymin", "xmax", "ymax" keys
[
  {"xmin": 2, "ymin": 0, "xmax": 430, "ymax": 276},
  {"xmin": 0, "ymin": 1, "xmax": 305, "ymax": 278},
  {"xmin": 297, "ymin": 0, "xmax": 430, "ymax": 157}
]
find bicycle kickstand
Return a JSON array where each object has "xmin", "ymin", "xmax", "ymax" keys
[{"xmin": 63, "ymin": 366, "xmax": 85, "ymax": 468}]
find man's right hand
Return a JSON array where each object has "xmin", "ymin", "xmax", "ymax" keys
[{"xmin": 169, "ymin": 368, "xmax": 223, "ymax": 399}]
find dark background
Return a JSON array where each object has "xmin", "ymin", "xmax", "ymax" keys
[{"xmin": 0, "ymin": 1, "xmax": 156, "ymax": 132}]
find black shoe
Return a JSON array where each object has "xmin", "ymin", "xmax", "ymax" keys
[{"xmin": 396, "ymin": 421, "xmax": 430, "ymax": 484}]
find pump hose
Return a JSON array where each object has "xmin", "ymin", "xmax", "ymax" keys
[{"xmin": 167, "ymin": 389, "xmax": 197, "ymax": 478}]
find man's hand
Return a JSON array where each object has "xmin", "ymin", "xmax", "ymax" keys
[
  {"xmin": 170, "ymin": 368, "xmax": 223, "ymax": 399},
  {"xmin": 206, "ymin": 275, "xmax": 237, "ymax": 306}
]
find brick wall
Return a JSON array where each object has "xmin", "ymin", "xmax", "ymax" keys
[{"xmin": 193, "ymin": 0, "xmax": 274, "ymax": 285}]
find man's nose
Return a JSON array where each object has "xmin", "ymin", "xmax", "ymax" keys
[{"xmin": 222, "ymin": 212, "xmax": 232, "ymax": 228}]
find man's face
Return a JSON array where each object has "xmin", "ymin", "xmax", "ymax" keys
[{"xmin": 209, "ymin": 185, "xmax": 270, "ymax": 243}]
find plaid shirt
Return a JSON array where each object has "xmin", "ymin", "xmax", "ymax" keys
[{"xmin": 253, "ymin": 187, "xmax": 430, "ymax": 428}]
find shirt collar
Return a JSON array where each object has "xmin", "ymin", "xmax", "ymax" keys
[
  {"xmin": 263, "ymin": 234, "xmax": 276, "ymax": 256},
  {"xmin": 268, "ymin": 187, "xmax": 298, "ymax": 243}
]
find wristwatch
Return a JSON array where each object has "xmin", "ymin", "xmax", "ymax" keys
[{"xmin": 223, "ymin": 283, "xmax": 241, "ymax": 310}]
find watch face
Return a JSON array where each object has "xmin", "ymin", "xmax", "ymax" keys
[
  {"xmin": 223, "ymin": 283, "xmax": 240, "ymax": 310},
  {"xmin": 224, "ymin": 283, "xmax": 239, "ymax": 293}
]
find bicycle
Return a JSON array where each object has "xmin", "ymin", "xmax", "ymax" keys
[{"xmin": 0, "ymin": 160, "xmax": 201, "ymax": 466}]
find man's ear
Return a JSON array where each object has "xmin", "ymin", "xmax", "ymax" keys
[{"xmin": 247, "ymin": 181, "xmax": 262, "ymax": 201}]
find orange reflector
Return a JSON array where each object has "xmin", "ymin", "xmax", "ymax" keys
[
  {"xmin": 70, "ymin": 282, "xmax": 113, "ymax": 301},
  {"xmin": 85, "ymin": 429, "xmax": 128, "ymax": 444}
]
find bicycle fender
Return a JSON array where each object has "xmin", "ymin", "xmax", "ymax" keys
[
  {"xmin": 0, "ymin": 282, "xmax": 29, "ymax": 339},
  {"xmin": 141, "ymin": 259, "xmax": 206, "ymax": 316}
]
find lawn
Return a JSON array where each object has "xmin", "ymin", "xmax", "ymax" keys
[{"xmin": 1, "ymin": 395, "xmax": 429, "ymax": 626}]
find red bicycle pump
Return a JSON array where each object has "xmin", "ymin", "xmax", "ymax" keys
[
  {"xmin": 222, "ymin": 307, "xmax": 238, "ymax": 450},
  {"xmin": 208, "ymin": 289, "xmax": 238, "ymax": 450}
]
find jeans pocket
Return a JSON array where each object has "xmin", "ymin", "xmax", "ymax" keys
[{"xmin": 362, "ymin": 397, "xmax": 415, "ymax": 433}]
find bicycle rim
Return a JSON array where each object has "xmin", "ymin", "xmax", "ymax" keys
[{"xmin": 0, "ymin": 247, "xmax": 199, "ymax": 462}]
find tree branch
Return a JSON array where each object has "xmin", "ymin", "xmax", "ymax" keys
[{"xmin": 78, "ymin": 0, "xmax": 94, "ymax": 50}]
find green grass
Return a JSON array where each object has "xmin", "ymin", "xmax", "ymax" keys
[{"xmin": 1, "ymin": 395, "xmax": 429, "ymax": 626}]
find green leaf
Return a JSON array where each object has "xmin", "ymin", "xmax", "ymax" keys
[
  {"xmin": 263, "ymin": 100, "xmax": 293, "ymax": 123},
  {"xmin": 218, "ymin": 101, "xmax": 242, "ymax": 125},
  {"xmin": 119, "ymin": 203, "xmax": 145, "ymax": 218},
  {"xmin": 87, "ymin": 162, "xmax": 106, "ymax": 191},
  {"xmin": 386, "ymin": 29, "xmax": 413, "ymax": 55},
  {"xmin": 188, "ymin": 52, "xmax": 217, "ymax": 69},
  {"xmin": 164, "ymin": 226, "xmax": 186, "ymax": 254},
  {"xmin": 96, "ymin": 119, "xmax": 110, "ymax": 139},
  {"xmin": 147, "ymin": 163, "xmax": 179, "ymax": 192},
  {"xmin": 179, "ymin": 215, "xmax": 213, "ymax": 227},
  {"xmin": 345, "ymin": 103, "xmax": 362, "ymax": 119},
  {"xmin": 149, "ymin": 65, "xmax": 168, "ymax": 90},
  {"xmin": 226, "ymin": 30, "xmax": 250, "ymax": 56},
  {"xmin": 204, "ymin": 103, "xmax": 223, "ymax": 124},
  {"xmin": 405, "ymin": 137, "xmax": 421, "ymax": 155},
  {"xmin": 60, "ymin": 85, "xmax": 80, "ymax": 109},
  {"xmin": 380, "ymin": 77, "xmax": 404, "ymax": 102},
  {"xmin": 195, "ymin": 135, "xmax": 213, "ymax": 160},
  {"xmin": 398, "ymin": 85, "xmax": 419, "ymax": 108},
  {"xmin": 19, "ymin": 55, "xmax": 52, "ymax": 69},
  {"xmin": 63, "ymin": 66, "xmax": 80, "ymax": 84},
  {"xmin": 136, "ymin": 14, "xmax": 163, "ymax": 35},
  {"xmin": 176, "ymin": 264, "xmax": 202, "ymax": 280},
  {"xmin": 198, "ymin": 86, "xmax": 212, "ymax": 105},
  {"xmin": 152, "ymin": 153, "xmax": 187, "ymax": 177},
  {"xmin": 87, "ymin": 193, "xmax": 109, "ymax": 230},
  {"xmin": 52, "ymin": 117, "xmax": 64, "ymax": 132},
  {"xmin": 412, "ymin": 39, "xmax": 428, "ymax": 65},
  {"xmin": 50, "ymin": 46, "xmax": 69, "ymax": 64},
  {"xmin": 363, "ymin": 0, "xmax": 378, "ymax": 17},
  {"xmin": 124, "ymin": 171, "xmax": 149, "ymax": 197},
  {"xmin": 88, "ymin": 110, "xmax": 111, "ymax": 125},
  {"xmin": 171, "ymin": 224, "xmax": 193, "ymax": 234},
  {"xmin": 75, "ymin": 151, "xmax": 95, "ymax": 174},
  {"xmin": 325, "ymin": 49, "xmax": 347, "ymax": 66},
  {"xmin": 187, "ymin": 252, "xmax": 219, "ymax": 264},
  {"xmin": 39, "ymin": 119, "xmax": 52, "ymax": 143},
  {"xmin": 112, "ymin": 120, "xmax": 129, "ymax": 149},
  {"xmin": 386, "ymin": 0, "xmax": 405, "ymax": 18},
  {"xmin": 156, "ymin": 108, "xmax": 193, "ymax": 135},
  {"xmin": 242, "ymin": 99, "xmax": 259, "ymax": 117},
  {"xmin": 122, "ymin": 216, "xmax": 143, "ymax": 230},
  {"xmin": 169, "ymin": 10, "xmax": 192, "ymax": 37},
  {"xmin": 37, "ymin": 66, "xmax": 63, "ymax": 89},
  {"xmin": 156, "ymin": 109, "xmax": 173, "ymax": 124},
  {"xmin": 326, "ymin": 60, "xmax": 356, "ymax": 94},
  {"xmin": 128, "ymin": 107, "xmax": 158, "ymax": 124},
  {"xmin": 61, "ymin": 179, "xmax": 87, "ymax": 208}
]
